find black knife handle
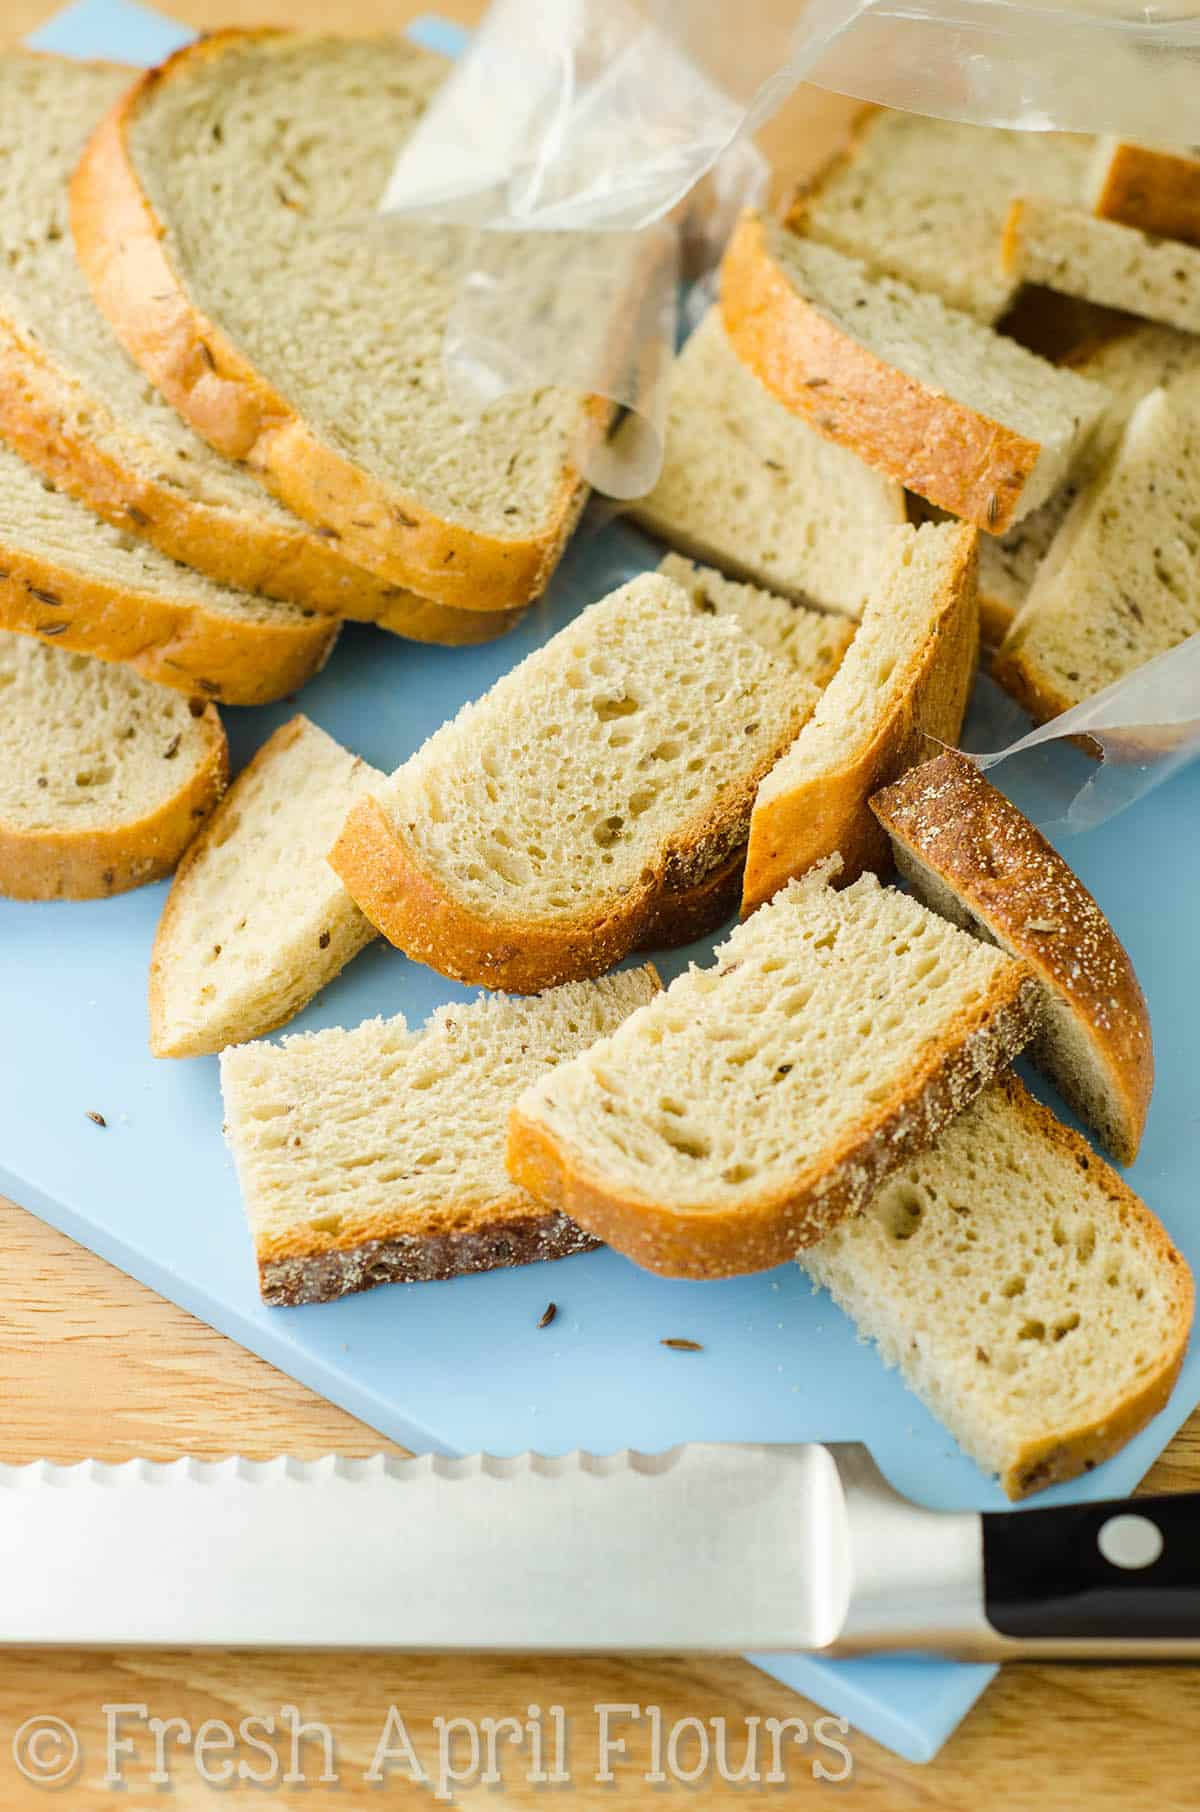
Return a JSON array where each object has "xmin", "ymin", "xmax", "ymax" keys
[{"xmin": 984, "ymin": 1492, "xmax": 1200, "ymax": 1641}]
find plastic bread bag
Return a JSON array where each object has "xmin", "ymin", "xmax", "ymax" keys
[{"xmin": 378, "ymin": 0, "xmax": 1200, "ymax": 823}]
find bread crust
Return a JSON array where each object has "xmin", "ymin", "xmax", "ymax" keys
[
  {"xmin": 637, "ymin": 845, "xmax": 744, "ymax": 950},
  {"xmin": 870, "ymin": 749, "xmax": 1153, "ymax": 1163},
  {"xmin": 0, "ymin": 699, "xmax": 226, "ymax": 900},
  {"xmin": 70, "ymin": 29, "xmax": 599, "ymax": 614},
  {"xmin": 1090, "ymin": 141, "xmax": 1200, "ymax": 248},
  {"xmin": 0, "ymin": 536, "xmax": 337, "ymax": 706},
  {"xmin": 720, "ymin": 213, "xmax": 1042, "ymax": 534},
  {"xmin": 741, "ymin": 522, "xmax": 979, "ymax": 913},
  {"xmin": 988, "ymin": 636, "xmax": 1079, "ymax": 727},
  {"xmin": 506, "ymin": 966, "xmax": 1043, "ymax": 1279}
]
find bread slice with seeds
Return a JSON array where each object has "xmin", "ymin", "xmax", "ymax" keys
[
  {"xmin": 1003, "ymin": 199, "xmax": 1200, "ymax": 336},
  {"xmin": 720, "ymin": 214, "xmax": 1109, "ymax": 534},
  {"xmin": 742, "ymin": 520, "xmax": 978, "ymax": 914},
  {"xmin": 801, "ymin": 1072, "xmax": 1191, "ymax": 1498},
  {"xmin": 221, "ymin": 966, "xmax": 659, "ymax": 1306},
  {"xmin": 150, "ymin": 717, "xmax": 383, "ymax": 1058},
  {"xmin": 507, "ymin": 862, "xmax": 1042, "ymax": 1279},
  {"xmin": 625, "ymin": 311, "xmax": 906, "ymax": 615},
  {"xmin": 72, "ymin": 30, "xmax": 600, "ymax": 614},
  {"xmin": 0, "ymin": 439, "xmax": 337, "ymax": 704},
  {"xmin": 331, "ymin": 572, "xmax": 817, "ymax": 992},
  {"xmin": 1089, "ymin": 138, "xmax": 1200, "ymax": 246},
  {"xmin": 0, "ymin": 634, "xmax": 225, "ymax": 899},
  {"xmin": 871, "ymin": 750, "xmax": 1153, "ymax": 1164}
]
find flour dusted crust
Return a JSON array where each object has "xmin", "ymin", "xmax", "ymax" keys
[{"xmin": 71, "ymin": 29, "xmax": 601, "ymax": 615}]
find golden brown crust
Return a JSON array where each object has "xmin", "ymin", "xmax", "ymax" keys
[
  {"xmin": 870, "ymin": 749, "xmax": 1153, "ymax": 1163},
  {"xmin": 720, "ymin": 213, "xmax": 1041, "ymax": 534},
  {"xmin": 636, "ymin": 845, "xmax": 744, "ymax": 950},
  {"xmin": 70, "ymin": 29, "xmax": 598, "ymax": 614},
  {"xmin": 0, "ymin": 537, "xmax": 337, "ymax": 706},
  {"xmin": 988, "ymin": 636, "xmax": 1079, "ymax": 727},
  {"xmin": 1091, "ymin": 141, "xmax": 1200, "ymax": 248},
  {"xmin": 506, "ymin": 967, "xmax": 1043, "ymax": 1280},
  {"xmin": 0, "ymin": 701, "xmax": 226, "ymax": 900},
  {"xmin": 987, "ymin": 1075, "xmax": 1192, "ymax": 1498},
  {"xmin": 741, "ymin": 523, "xmax": 979, "ymax": 914}
]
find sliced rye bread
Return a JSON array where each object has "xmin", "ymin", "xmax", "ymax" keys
[
  {"xmin": 72, "ymin": 30, "xmax": 601, "ymax": 614},
  {"xmin": 0, "ymin": 53, "xmax": 504, "ymax": 649},
  {"xmin": 742, "ymin": 521, "xmax": 979, "ymax": 914},
  {"xmin": 625, "ymin": 311, "xmax": 906, "ymax": 615},
  {"xmin": 793, "ymin": 107, "xmax": 1091, "ymax": 323},
  {"xmin": 1088, "ymin": 137, "xmax": 1200, "ymax": 246},
  {"xmin": 1003, "ymin": 198, "xmax": 1200, "ymax": 336},
  {"xmin": 721, "ymin": 214, "xmax": 1109, "ymax": 534},
  {"xmin": 870, "ymin": 750, "xmax": 1153, "ymax": 1164},
  {"xmin": 221, "ymin": 966, "xmax": 660, "ymax": 1306},
  {"xmin": 507, "ymin": 862, "xmax": 1042, "ymax": 1279},
  {"xmin": 150, "ymin": 717, "xmax": 383, "ymax": 1058},
  {"xmin": 978, "ymin": 321, "xmax": 1200, "ymax": 644},
  {"xmin": 993, "ymin": 383, "xmax": 1200, "ymax": 722},
  {"xmin": 801, "ymin": 1071, "xmax": 1191, "ymax": 1499},
  {"xmin": 0, "ymin": 438, "xmax": 337, "ymax": 704},
  {"xmin": 0, "ymin": 633, "xmax": 225, "ymax": 899},
  {"xmin": 330, "ymin": 573, "xmax": 817, "ymax": 992}
]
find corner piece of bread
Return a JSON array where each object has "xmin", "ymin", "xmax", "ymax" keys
[
  {"xmin": 1088, "ymin": 137, "xmax": 1200, "ymax": 248},
  {"xmin": 720, "ymin": 212, "xmax": 1109, "ymax": 533},
  {"xmin": 220, "ymin": 966, "xmax": 660, "ymax": 1306},
  {"xmin": 330, "ymin": 573, "xmax": 817, "ymax": 992},
  {"xmin": 742, "ymin": 519, "xmax": 979, "ymax": 915},
  {"xmin": 150, "ymin": 716, "xmax": 383, "ymax": 1058},
  {"xmin": 507, "ymin": 863, "xmax": 1042, "ymax": 1280},
  {"xmin": 1003, "ymin": 197, "xmax": 1200, "ymax": 336},
  {"xmin": 0, "ymin": 634, "xmax": 226, "ymax": 899},
  {"xmin": 871, "ymin": 750, "xmax": 1153, "ymax": 1164},
  {"xmin": 802, "ymin": 1072, "xmax": 1192, "ymax": 1499}
]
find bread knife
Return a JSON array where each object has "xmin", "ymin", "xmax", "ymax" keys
[{"xmin": 3, "ymin": 1445, "xmax": 1198, "ymax": 1658}]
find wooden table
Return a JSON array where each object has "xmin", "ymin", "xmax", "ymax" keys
[{"xmin": 3, "ymin": 1, "xmax": 1198, "ymax": 1803}]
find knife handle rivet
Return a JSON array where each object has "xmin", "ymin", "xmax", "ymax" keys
[{"xmin": 1097, "ymin": 1513, "xmax": 1164, "ymax": 1571}]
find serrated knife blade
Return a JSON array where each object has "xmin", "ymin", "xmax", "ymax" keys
[{"xmin": 3, "ymin": 1445, "xmax": 1199, "ymax": 1660}]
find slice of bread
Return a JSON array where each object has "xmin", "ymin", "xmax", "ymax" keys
[
  {"xmin": 0, "ymin": 53, "xmax": 502, "ymax": 650},
  {"xmin": 221, "ymin": 966, "xmax": 660, "ymax": 1305},
  {"xmin": 795, "ymin": 108, "xmax": 1091, "ymax": 323},
  {"xmin": 871, "ymin": 750, "xmax": 1153, "ymax": 1164},
  {"xmin": 1003, "ymin": 198, "xmax": 1200, "ymax": 336},
  {"xmin": 0, "ymin": 440, "xmax": 337, "ymax": 704},
  {"xmin": 801, "ymin": 1073, "xmax": 1192, "ymax": 1498},
  {"xmin": 979, "ymin": 322, "xmax": 1200, "ymax": 643},
  {"xmin": 1089, "ymin": 138, "xmax": 1200, "ymax": 247},
  {"xmin": 720, "ymin": 214, "xmax": 1109, "ymax": 533},
  {"xmin": 150, "ymin": 717, "xmax": 383, "ymax": 1058},
  {"xmin": 993, "ymin": 383, "xmax": 1200, "ymax": 721},
  {"xmin": 73, "ymin": 30, "xmax": 600, "ymax": 614},
  {"xmin": 0, "ymin": 633, "xmax": 226, "ymax": 899},
  {"xmin": 625, "ymin": 312, "xmax": 906, "ymax": 615},
  {"xmin": 656, "ymin": 555, "xmax": 855, "ymax": 687},
  {"xmin": 742, "ymin": 521, "xmax": 979, "ymax": 914},
  {"xmin": 331, "ymin": 573, "xmax": 817, "ymax": 992},
  {"xmin": 507, "ymin": 863, "xmax": 1042, "ymax": 1279}
]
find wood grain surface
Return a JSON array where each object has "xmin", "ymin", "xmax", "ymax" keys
[{"xmin": 2, "ymin": 1, "xmax": 1197, "ymax": 1805}]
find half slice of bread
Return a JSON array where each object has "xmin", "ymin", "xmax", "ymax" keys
[
  {"xmin": 993, "ymin": 384, "xmax": 1200, "ymax": 721},
  {"xmin": 656, "ymin": 555, "xmax": 855, "ymax": 688},
  {"xmin": 73, "ymin": 30, "xmax": 600, "ymax": 614},
  {"xmin": 795, "ymin": 108, "xmax": 1091, "ymax": 323},
  {"xmin": 1003, "ymin": 199, "xmax": 1200, "ymax": 336},
  {"xmin": 0, "ymin": 52, "xmax": 507, "ymax": 649},
  {"xmin": 1089, "ymin": 138, "xmax": 1200, "ymax": 246},
  {"xmin": 508, "ymin": 863, "xmax": 1041, "ymax": 1279},
  {"xmin": 871, "ymin": 750, "xmax": 1153, "ymax": 1164},
  {"xmin": 331, "ymin": 573, "xmax": 816, "ymax": 992},
  {"xmin": 150, "ymin": 717, "xmax": 382, "ymax": 1058},
  {"xmin": 801, "ymin": 1073, "xmax": 1191, "ymax": 1498},
  {"xmin": 0, "ymin": 634, "xmax": 226, "ymax": 899},
  {"xmin": 742, "ymin": 521, "xmax": 978, "ymax": 914},
  {"xmin": 626, "ymin": 311, "xmax": 906, "ymax": 615},
  {"xmin": 0, "ymin": 440, "xmax": 337, "ymax": 704},
  {"xmin": 720, "ymin": 215, "xmax": 1109, "ymax": 533},
  {"xmin": 221, "ymin": 966, "xmax": 660, "ymax": 1305}
]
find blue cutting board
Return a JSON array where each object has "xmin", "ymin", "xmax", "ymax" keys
[{"xmin": 13, "ymin": 0, "xmax": 1200, "ymax": 1763}]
